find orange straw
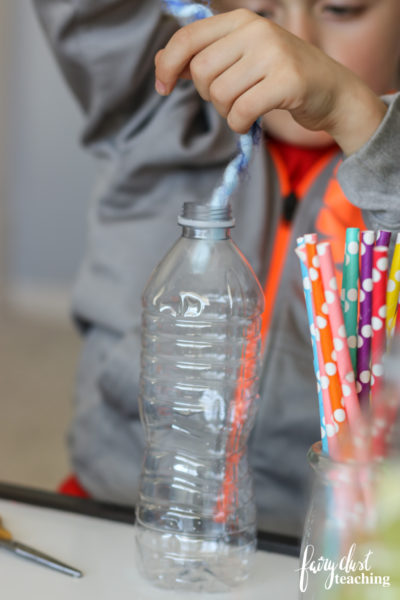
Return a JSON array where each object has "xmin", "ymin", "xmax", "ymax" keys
[
  {"xmin": 296, "ymin": 240, "xmax": 337, "ymax": 457},
  {"xmin": 305, "ymin": 236, "xmax": 349, "ymax": 458},
  {"xmin": 214, "ymin": 331, "xmax": 257, "ymax": 523}
]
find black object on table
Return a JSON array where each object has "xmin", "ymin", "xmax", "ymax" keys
[{"xmin": 0, "ymin": 482, "xmax": 300, "ymax": 558}]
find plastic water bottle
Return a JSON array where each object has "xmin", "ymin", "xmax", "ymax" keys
[{"xmin": 135, "ymin": 202, "xmax": 264, "ymax": 592}]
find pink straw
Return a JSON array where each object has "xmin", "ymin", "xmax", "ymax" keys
[{"xmin": 317, "ymin": 242, "xmax": 367, "ymax": 454}]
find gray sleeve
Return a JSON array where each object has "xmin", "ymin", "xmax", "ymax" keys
[
  {"xmin": 32, "ymin": 0, "xmax": 236, "ymax": 216},
  {"xmin": 337, "ymin": 92, "xmax": 400, "ymax": 232},
  {"xmin": 33, "ymin": 0, "xmax": 174, "ymax": 145}
]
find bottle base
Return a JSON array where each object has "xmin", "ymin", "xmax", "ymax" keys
[{"xmin": 135, "ymin": 524, "xmax": 256, "ymax": 593}]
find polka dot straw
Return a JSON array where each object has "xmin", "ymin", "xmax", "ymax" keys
[
  {"xmin": 376, "ymin": 230, "xmax": 391, "ymax": 249},
  {"xmin": 371, "ymin": 246, "xmax": 389, "ymax": 399},
  {"xmin": 386, "ymin": 232, "xmax": 400, "ymax": 343},
  {"xmin": 296, "ymin": 238, "xmax": 329, "ymax": 454},
  {"xmin": 356, "ymin": 231, "xmax": 375, "ymax": 407},
  {"xmin": 341, "ymin": 228, "xmax": 360, "ymax": 376},
  {"xmin": 370, "ymin": 246, "xmax": 389, "ymax": 458},
  {"xmin": 305, "ymin": 235, "xmax": 348, "ymax": 456},
  {"xmin": 317, "ymin": 242, "xmax": 364, "ymax": 448}
]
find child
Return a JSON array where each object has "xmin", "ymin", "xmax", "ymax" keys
[{"xmin": 34, "ymin": 0, "xmax": 400, "ymax": 536}]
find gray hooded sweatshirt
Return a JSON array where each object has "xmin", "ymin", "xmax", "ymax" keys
[{"xmin": 34, "ymin": 0, "xmax": 400, "ymax": 536}]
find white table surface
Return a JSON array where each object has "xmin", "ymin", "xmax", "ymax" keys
[{"xmin": 0, "ymin": 498, "xmax": 299, "ymax": 599}]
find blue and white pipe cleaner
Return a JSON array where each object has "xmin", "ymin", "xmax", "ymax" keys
[{"xmin": 162, "ymin": 0, "xmax": 262, "ymax": 209}]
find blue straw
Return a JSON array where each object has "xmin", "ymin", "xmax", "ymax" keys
[{"xmin": 296, "ymin": 238, "xmax": 328, "ymax": 454}]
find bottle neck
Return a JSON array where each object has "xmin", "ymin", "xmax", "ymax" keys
[{"xmin": 181, "ymin": 226, "xmax": 231, "ymax": 240}]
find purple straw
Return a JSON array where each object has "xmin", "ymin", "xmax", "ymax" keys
[
  {"xmin": 376, "ymin": 230, "xmax": 391, "ymax": 248},
  {"xmin": 356, "ymin": 231, "xmax": 375, "ymax": 406}
]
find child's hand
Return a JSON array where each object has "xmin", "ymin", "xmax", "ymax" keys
[{"xmin": 155, "ymin": 9, "xmax": 387, "ymax": 155}]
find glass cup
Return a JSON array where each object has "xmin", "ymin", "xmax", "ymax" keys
[{"xmin": 299, "ymin": 441, "xmax": 400, "ymax": 599}]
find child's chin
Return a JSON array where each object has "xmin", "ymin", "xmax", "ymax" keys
[{"xmin": 262, "ymin": 111, "xmax": 335, "ymax": 148}]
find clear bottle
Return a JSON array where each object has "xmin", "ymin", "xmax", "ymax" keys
[{"xmin": 135, "ymin": 202, "xmax": 264, "ymax": 592}]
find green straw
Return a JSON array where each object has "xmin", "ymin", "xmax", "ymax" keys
[{"xmin": 341, "ymin": 228, "xmax": 360, "ymax": 375}]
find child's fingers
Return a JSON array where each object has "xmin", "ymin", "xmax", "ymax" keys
[
  {"xmin": 154, "ymin": 49, "xmax": 190, "ymax": 93},
  {"xmin": 227, "ymin": 77, "xmax": 291, "ymax": 133},
  {"xmin": 206, "ymin": 56, "xmax": 266, "ymax": 118},
  {"xmin": 155, "ymin": 8, "xmax": 256, "ymax": 93},
  {"xmin": 179, "ymin": 66, "xmax": 192, "ymax": 80},
  {"xmin": 188, "ymin": 37, "xmax": 244, "ymax": 101}
]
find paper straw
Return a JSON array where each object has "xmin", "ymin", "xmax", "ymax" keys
[
  {"xmin": 296, "ymin": 238, "xmax": 329, "ymax": 455},
  {"xmin": 372, "ymin": 334, "xmax": 400, "ymax": 458},
  {"xmin": 356, "ymin": 231, "xmax": 375, "ymax": 406},
  {"xmin": 319, "ymin": 241, "xmax": 373, "ymax": 530},
  {"xmin": 341, "ymin": 228, "xmax": 360, "ymax": 375},
  {"xmin": 386, "ymin": 232, "xmax": 400, "ymax": 342},
  {"xmin": 317, "ymin": 242, "xmax": 364, "ymax": 439},
  {"xmin": 371, "ymin": 246, "xmax": 388, "ymax": 400},
  {"xmin": 371, "ymin": 377, "xmax": 399, "ymax": 460},
  {"xmin": 305, "ymin": 236, "xmax": 347, "ymax": 455},
  {"xmin": 376, "ymin": 230, "xmax": 391, "ymax": 249},
  {"xmin": 395, "ymin": 297, "xmax": 400, "ymax": 335},
  {"xmin": 370, "ymin": 247, "xmax": 390, "ymax": 458},
  {"xmin": 214, "ymin": 337, "xmax": 254, "ymax": 522}
]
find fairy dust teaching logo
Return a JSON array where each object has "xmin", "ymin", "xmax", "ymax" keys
[{"xmin": 296, "ymin": 543, "xmax": 391, "ymax": 592}]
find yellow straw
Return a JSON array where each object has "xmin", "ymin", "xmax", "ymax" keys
[{"xmin": 386, "ymin": 233, "xmax": 400, "ymax": 343}]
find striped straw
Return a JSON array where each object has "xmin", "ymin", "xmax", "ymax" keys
[
  {"xmin": 341, "ymin": 228, "xmax": 360, "ymax": 375},
  {"xmin": 356, "ymin": 231, "xmax": 375, "ymax": 406},
  {"xmin": 296, "ymin": 238, "xmax": 328, "ymax": 455}
]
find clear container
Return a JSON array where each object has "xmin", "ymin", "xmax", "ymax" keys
[
  {"xmin": 135, "ymin": 202, "xmax": 264, "ymax": 592},
  {"xmin": 300, "ymin": 335, "xmax": 400, "ymax": 599},
  {"xmin": 299, "ymin": 442, "xmax": 400, "ymax": 600},
  {"xmin": 299, "ymin": 442, "xmax": 372, "ymax": 599}
]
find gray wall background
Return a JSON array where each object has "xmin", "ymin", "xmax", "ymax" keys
[{"xmin": 1, "ymin": 0, "xmax": 96, "ymax": 309}]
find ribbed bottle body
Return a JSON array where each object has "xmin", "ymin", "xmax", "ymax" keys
[{"xmin": 135, "ymin": 234, "xmax": 264, "ymax": 591}]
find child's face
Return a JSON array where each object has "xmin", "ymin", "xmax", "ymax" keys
[{"xmin": 212, "ymin": 0, "xmax": 400, "ymax": 146}]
